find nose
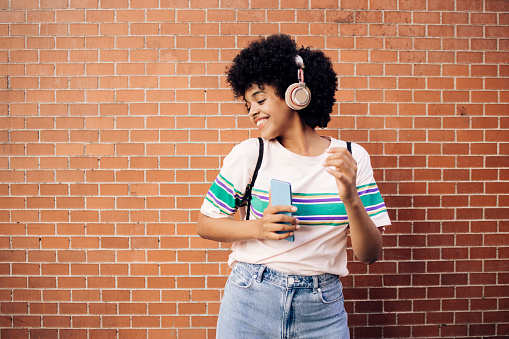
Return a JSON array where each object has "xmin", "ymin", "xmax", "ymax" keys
[{"xmin": 248, "ymin": 104, "xmax": 259, "ymax": 117}]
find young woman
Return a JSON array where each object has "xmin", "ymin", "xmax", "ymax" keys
[{"xmin": 197, "ymin": 34, "xmax": 391, "ymax": 338}]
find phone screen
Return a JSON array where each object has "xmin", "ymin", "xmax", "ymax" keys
[{"xmin": 270, "ymin": 179, "xmax": 294, "ymax": 242}]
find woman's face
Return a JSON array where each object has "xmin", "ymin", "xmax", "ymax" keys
[{"xmin": 244, "ymin": 84, "xmax": 300, "ymax": 140}]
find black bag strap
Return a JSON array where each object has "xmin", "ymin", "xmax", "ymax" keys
[
  {"xmin": 244, "ymin": 137, "xmax": 264, "ymax": 220},
  {"xmin": 346, "ymin": 141, "xmax": 352, "ymax": 229}
]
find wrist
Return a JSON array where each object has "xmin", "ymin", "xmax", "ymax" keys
[
  {"xmin": 251, "ymin": 218, "xmax": 264, "ymax": 240},
  {"xmin": 342, "ymin": 194, "xmax": 362, "ymax": 209}
]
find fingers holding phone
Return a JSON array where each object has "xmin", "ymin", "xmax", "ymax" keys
[
  {"xmin": 260, "ymin": 205, "xmax": 299, "ymax": 241},
  {"xmin": 259, "ymin": 179, "xmax": 299, "ymax": 241}
]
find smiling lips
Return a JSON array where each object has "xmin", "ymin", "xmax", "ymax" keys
[{"xmin": 256, "ymin": 118, "xmax": 268, "ymax": 130}]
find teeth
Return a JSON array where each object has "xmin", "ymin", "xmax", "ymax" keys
[{"xmin": 257, "ymin": 119, "xmax": 267, "ymax": 126}]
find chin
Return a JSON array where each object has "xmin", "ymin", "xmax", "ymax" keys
[{"xmin": 259, "ymin": 130, "xmax": 277, "ymax": 141}]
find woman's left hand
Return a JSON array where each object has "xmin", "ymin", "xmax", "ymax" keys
[{"xmin": 323, "ymin": 147, "xmax": 359, "ymax": 203}]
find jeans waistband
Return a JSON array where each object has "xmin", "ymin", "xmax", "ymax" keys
[{"xmin": 234, "ymin": 262, "xmax": 339, "ymax": 289}]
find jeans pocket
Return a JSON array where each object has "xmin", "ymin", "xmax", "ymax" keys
[
  {"xmin": 228, "ymin": 265, "xmax": 255, "ymax": 289},
  {"xmin": 318, "ymin": 279, "xmax": 344, "ymax": 304}
]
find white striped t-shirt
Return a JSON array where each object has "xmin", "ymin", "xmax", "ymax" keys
[{"xmin": 200, "ymin": 137, "xmax": 391, "ymax": 276}]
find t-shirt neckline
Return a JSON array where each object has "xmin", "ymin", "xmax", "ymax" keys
[{"xmin": 272, "ymin": 136, "xmax": 334, "ymax": 161}]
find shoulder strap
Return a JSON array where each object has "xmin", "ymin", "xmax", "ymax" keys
[
  {"xmin": 346, "ymin": 141, "xmax": 353, "ymax": 229},
  {"xmin": 245, "ymin": 137, "xmax": 264, "ymax": 220}
]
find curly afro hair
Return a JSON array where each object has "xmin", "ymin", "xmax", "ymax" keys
[{"xmin": 226, "ymin": 34, "xmax": 338, "ymax": 129}]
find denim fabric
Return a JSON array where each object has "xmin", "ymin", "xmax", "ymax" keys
[{"xmin": 216, "ymin": 262, "xmax": 350, "ymax": 339}]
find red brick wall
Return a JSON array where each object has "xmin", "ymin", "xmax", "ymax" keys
[{"xmin": 1, "ymin": 0, "xmax": 508, "ymax": 338}]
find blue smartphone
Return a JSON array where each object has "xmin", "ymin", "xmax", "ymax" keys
[{"xmin": 270, "ymin": 179, "xmax": 294, "ymax": 242}]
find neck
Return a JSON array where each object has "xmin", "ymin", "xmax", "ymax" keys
[{"xmin": 277, "ymin": 123, "xmax": 330, "ymax": 157}]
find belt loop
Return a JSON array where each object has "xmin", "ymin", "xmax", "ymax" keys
[
  {"xmin": 256, "ymin": 265, "xmax": 266, "ymax": 283},
  {"xmin": 313, "ymin": 276, "xmax": 319, "ymax": 294}
]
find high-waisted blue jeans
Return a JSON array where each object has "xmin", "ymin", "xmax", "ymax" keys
[{"xmin": 216, "ymin": 262, "xmax": 350, "ymax": 339}]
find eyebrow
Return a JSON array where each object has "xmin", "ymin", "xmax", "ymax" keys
[{"xmin": 250, "ymin": 90, "xmax": 264, "ymax": 98}]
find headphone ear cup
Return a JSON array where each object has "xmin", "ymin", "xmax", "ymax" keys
[{"xmin": 285, "ymin": 83, "xmax": 311, "ymax": 110}]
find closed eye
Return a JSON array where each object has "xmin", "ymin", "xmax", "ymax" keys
[{"xmin": 245, "ymin": 99, "xmax": 265, "ymax": 113}]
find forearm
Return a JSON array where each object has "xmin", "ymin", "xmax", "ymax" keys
[
  {"xmin": 344, "ymin": 196, "xmax": 383, "ymax": 265},
  {"xmin": 197, "ymin": 212, "xmax": 260, "ymax": 242}
]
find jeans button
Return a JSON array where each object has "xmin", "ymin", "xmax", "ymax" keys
[{"xmin": 288, "ymin": 277, "xmax": 294, "ymax": 285}]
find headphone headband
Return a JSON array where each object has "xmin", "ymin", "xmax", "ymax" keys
[{"xmin": 295, "ymin": 55, "xmax": 304, "ymax": 69}]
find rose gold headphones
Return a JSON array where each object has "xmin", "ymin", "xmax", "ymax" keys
[{"xmin": 285, "ymin": 55, "xmax": 311, "ymax": 110}]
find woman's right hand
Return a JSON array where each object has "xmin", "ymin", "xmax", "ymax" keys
[{"xmin": 256, "ymin": 202, "xmax": 299, "ymax": 240}]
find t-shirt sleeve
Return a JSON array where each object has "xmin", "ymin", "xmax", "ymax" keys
[
  {"xmin": 351, "ymin": 143, "xmax": 391, "ymax": 228},
  {"xmin": 200, "ymin": 138, "xmax": 261, "ymax": 219}
]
